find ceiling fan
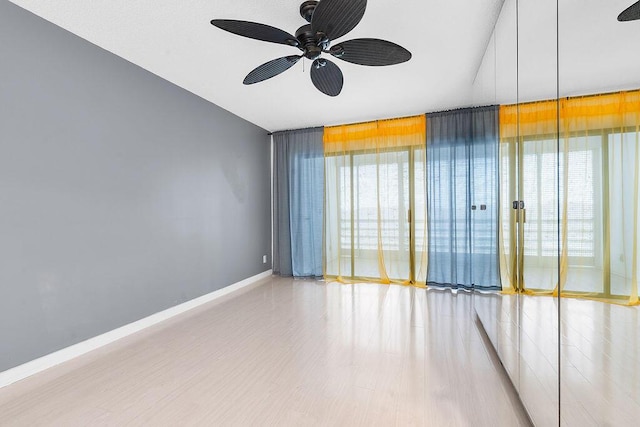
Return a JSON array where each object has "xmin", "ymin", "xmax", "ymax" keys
[
  {"xmin": 210, "ymin": 0, "xmax": 411, "ymax": 97},
  {"xmin": 618, "ymin": 1, "xmax": 640, "ymax": 21}
]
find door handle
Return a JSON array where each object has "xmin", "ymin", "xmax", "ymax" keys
[{"xmin": 513, "ymin": 201, "xmax": 526, "ymax": 223}]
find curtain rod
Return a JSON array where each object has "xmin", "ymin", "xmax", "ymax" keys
[
  {"xmin": 269, "ymin": 114, "xmax": 425, "ymax": 135},
  {"xmin": 324, "ymin": 114, "xmax": 424, "ymax": 129},
  {"xmin": 268, "ymin": 105, "xmax": 502, "ymax": 135},
  {"xmin": 502, "ymin": 87, "xmax": 640, "ymax": 108},
  {"xmin": 267, "ymin": 125, "xmax": 323, "ymax": 136},
  {"xmin": 426, "ymin": 105, "xmax": 499, "ymax": 115},
  {"xmin": 325, "ymin": 105, "xmax": 499, "ymax": 126}
]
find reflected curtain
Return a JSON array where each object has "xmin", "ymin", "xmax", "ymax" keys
[
  {"xmin": 499, "ymin": 101, "xmax": 561, "ymax": 294},
  {"xmin": 426, "ymin": 106, "xmax": 501, "ymax": 290},
  {"xmin": 324, "ymin": 116, "xmax": 427, "ymax": 286},
  {"xmin": 272, "ymin": 128, "xmax": 324, "ymax": 277},
  {"xmin": 500, "ymin": 90, "xmax": 640, "ymax": 306}
]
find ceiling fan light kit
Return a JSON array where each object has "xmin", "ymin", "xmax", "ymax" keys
[{"xmin": 211, "ymin": 0, "xmax": 411, "ymax": 97}]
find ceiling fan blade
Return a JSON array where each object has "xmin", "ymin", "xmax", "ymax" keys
[
  {"xmin": 310, "ymin": 58, "xmax": 343, "ymax": 97},
  {"xmin": 618, "ymin": 1, "xmax": 640, "ymax": 21},
  {"xmin": 244, "ymin": 56, "xmax": 302, "ymax": 85},
  {"xmin": 311, "ymin": 0, "xmax": 367, "ymax": 41},
  {"xmin": 211, "ymin": 19, "xmax": 299, "ymax": 47},
  {"xmin": 330, "ymin": 38, "xmax": 411, "ymax": 66}
]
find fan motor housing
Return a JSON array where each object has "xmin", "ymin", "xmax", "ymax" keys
[{"xmin": 295, "ymin": 24, "xmax": 327, "ymax": 60}]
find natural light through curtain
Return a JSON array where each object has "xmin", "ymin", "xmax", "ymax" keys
[
  {"xmin": 324, "ymin": 116, "xmax": 427, "ymax": 286},
  {"xmin": 273, "ymin": 128, "xmax": 324, "ymax": 277},
  {"xmin": 499, "ymin": 101, "xmax": 560, "ymax": 295},
  {"xmin": 426, "ymin": 107, "xmax": 500, "ymax": 291},
  {"xmin": 500, "ymin": 90, "xmax": 640, "ymax": 305}
]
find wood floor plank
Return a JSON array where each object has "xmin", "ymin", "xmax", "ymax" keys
[{"xmin": 0, "ymin": 277, "xmax": 530, "ymax": 426}]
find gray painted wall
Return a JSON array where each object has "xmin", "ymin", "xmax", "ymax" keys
[{"xmin": 0, "ymin": 1, "xmax": 271, "ymax": 372}]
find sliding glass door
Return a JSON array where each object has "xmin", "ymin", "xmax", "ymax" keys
[
  {"xmin": 565, "ymin": 128, "xmax": 638, "ymax": 301},
  {"xmin": 324, "ymin": 145, "xmax": 427, "ymax": 284},
  {"xmin": 520, "ymin": 136, "xmax": 562, "ymax": 293},
  {"xmin": 608, "ymin": 130, "xmax": 640, "ymax": 299},
  {"xmin": 353, "ymin": 149, "xmax": 410, "ymax": 279},
  {"xmin": 500, "ymin": 127, "xmax": 561, "ymax": 294},
  {"xmin": 503, "ymin": 124, "xmax": 637, "ymax": 301}
]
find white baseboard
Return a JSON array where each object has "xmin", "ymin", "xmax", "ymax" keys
[{"xmin": 0, "ymin": 270, "xmax": 273, "ymax": 389}]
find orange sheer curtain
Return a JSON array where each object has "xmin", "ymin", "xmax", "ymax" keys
[
  {"xmin": 500, "ymin": 90, "xmax": 640, "ymax": 305},
  {"xmin": 323, "ymin": 116, "xmax": 427, "ymax": 286},
  {"xmin": 499, "ymin": 101, "xmax": 560, "ymax": 295}
]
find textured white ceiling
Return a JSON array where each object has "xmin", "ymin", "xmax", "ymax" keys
[
  {"xmin": 8, "ymin": 0, "xmax": 504, "ymax": 132},
  {"xmin": 8, "ymin": 1, "xmax": 640, "ymax": 132}
]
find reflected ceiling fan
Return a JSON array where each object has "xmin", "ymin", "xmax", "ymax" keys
[
  {"xmin": 618, "ymin": 1, "xmax": 640, "ymax": 21},
  {"xmin": 210, "ymin": 0, "xmax": 411, "ymax": 97}
]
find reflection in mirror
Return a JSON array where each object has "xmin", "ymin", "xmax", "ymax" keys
[
  {"xmin": 473, "ymin": 0, "xmax": 562, "ymax": 425},
  {"xmin": 558, "ymin": 0, "xmax": 640, "ymax": 424},
  {"xmin": 475, "ymin": 0, "xmax": 640, "ymax": 425},
  {"xmin": 472, "ymin": 0, "xmax": 521, "ymax": 393}
]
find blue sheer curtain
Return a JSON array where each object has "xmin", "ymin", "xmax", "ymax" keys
[
  {"xmin": 272, "ymin": 128, "xmax": 324, "ymax": 277},
  {"xmin": 426, "ymin": 107, "xmax": 500, "ymax": 290}
]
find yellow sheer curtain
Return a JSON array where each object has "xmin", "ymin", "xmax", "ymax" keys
[
  {"xmin": 324, "ymin": 116, "xmax": 427, "ymax": 286},
  {"xmin": 560, "ymin": 91, "xmax": 640, "ymax": 306},
  {"xmin": 500, "ymin": 90, "xmax": 640, "ymax": 306},
  {"xmin": 499, "ymin": 101, "xmax": 560, "ymax": 295}
]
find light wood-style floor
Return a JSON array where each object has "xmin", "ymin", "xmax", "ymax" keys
[
  {"xmin": 476, "ymin": 292, "xmax": 640, "ymax": 427},
  {"xmin": 0, "ymin": 276, "xmax": 530, "ymax": 426}
]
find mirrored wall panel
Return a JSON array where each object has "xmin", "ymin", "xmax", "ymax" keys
[
  {"xmin": 475, "ymin": 0, "xmax": 640, "ymax": 425},
  {"xmin": 558, "ymin": 0, "xmax": 640, "ymax": 424},
  {"xmin": 473, "ymin": 0, "xmax": 561, "ymax": 425}
]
